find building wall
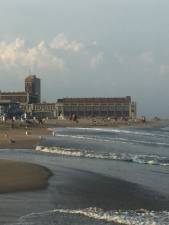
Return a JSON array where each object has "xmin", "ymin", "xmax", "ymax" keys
[
  {"xmin": 130, "ymin": 101, "xmax": 137, "ymax": 119},
  {"xmin": 25, "ymin": 103, "xmax": 57, "ymax": 118},
  {"xmin": 22, "ymin": 97, "xmax": 137, "ymax": 120},
  {"xmin": 58, "ymin": 97, "xmax": 136, "ymax": 119},
  {"xmin": 0, "ymin": 100, "xmax": 21, "ymax": 117},
  {"xmin": 0, "ymin": 92, "xmax": 28, "ymax": 104},
  {"xmin": 63, "ymin": 103, "xmax": 130, "ymax": 118},
  {"xmin": 25, "ymin": 75, "xmax": 41, "ymax": 103},
  {"xmin": 0, "ymin": 75, "xmax": 41, "ymax": 105}
]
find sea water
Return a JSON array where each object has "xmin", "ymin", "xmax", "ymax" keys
[{"xmin": 1, "ymin": 125, "xmax": 169, "ymax": 225}]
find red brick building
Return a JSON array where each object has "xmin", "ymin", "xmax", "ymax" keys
[{"xmin": 57, "ymin": 97, "xmax": 136, "ymax": 119}]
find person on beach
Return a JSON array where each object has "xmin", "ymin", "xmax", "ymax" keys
[
  {"xmin": 2, "ymin": 115, "xmax": 6, "ymax": 123},
  {"xmin": 11, "ymin": 118, "xmax": 14, "ymax": 128}
]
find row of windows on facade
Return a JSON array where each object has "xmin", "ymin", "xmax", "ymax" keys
[
  {"xmin": 64, "ymin": 111, "xmax": 129, "ymax": 117},
  {"xmin": 63, "ymin": 104, "xmax": 130, "ymax": 111},
  {"xmin": 33, "ymin": 105, "xmax": 55, "ymax": 111},
  {"xmin": 0, "ymin": 96, "xmax": 27, "ymax": 102},
  {"xmin": 30, "ymin": 104, "xmax": 130, "ymax": 112}
]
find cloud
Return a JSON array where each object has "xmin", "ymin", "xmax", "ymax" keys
[
  {"xmin": 50, "ymin": 33, "xmax": 84, "ymax": 52},
  {"xmin": 112, "ymin": 52, "xmax": 131, "ymax": 65},
  {"xmin": 22, "ymin": 41, "xmax": 64, "ymax": 71},
  {"xmin": 0, "ymin": 38, "xmax": 64, "ymax": 72},
  {"xmin": 112, "ymin": 51, "xmax": 154, "ymax": 66},
  {"xmin": 0, "ymin": 38, "xmax": 24, "ymax": 67},
  {"xmin": 90, "ymin": 52, "xmax": 104, "ymax": 68},
  {"xmin": 140, "ymin": 51, "xmax": 154, "ymax": 64},
  {"xmin": 160, "ymin": 64, "xmax": 169, "ymax": 75},
  {"xmin": 0, "ymin": 35, "xmax": 101, "ymax": 78}
]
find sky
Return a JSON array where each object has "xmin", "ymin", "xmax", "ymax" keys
[{"xmin": 0, "ymin": 0, "xmax": 169, "ymax": 117}]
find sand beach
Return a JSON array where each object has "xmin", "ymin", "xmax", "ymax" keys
[
  {"xmin": 0, "ymin": 119, "xmax": 169, "ymax": 224},
  {"xmin": 0, "ymin": 118, "xmax": 167, "ymax": 194},
  {"xmin": 0, "ymin": 127, "xmax": 49, "ymax": 149},
  {"xmin": 0, "ymin": 118, "xmax": 166, "ymax": 194},
  {"xmin": 0, "ymin": 124, "xmax": 52, "ymax": 193},
  {"xmin": 0, "ymin": 159, "xmax": 52, "ymax": 193}
]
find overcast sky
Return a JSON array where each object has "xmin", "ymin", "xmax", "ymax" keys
[{"xmin": 0, "ymin": 0, "xmax": 169, "ymax": 117}]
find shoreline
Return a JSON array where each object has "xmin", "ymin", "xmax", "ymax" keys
[
  {"xmin": 0, "ymin": 118, "xmax": 167, "ymax": 194},
  {"xmin": 51, "ymin": 118, "xmax": 169, "ymax": 129},
  {"xmin": 0, "ymin": 126, "xmax": 52, "ymax": 193},
  {"xmin": 0, "ymin": 127, "xmax": 50, "ymax": 149},
  {"xmin": 0, "ymin": 120, "xmax": 168, "ymax": 225},
  {"xmin": 0, "ymin": 118, "xmax": 167, "ymax": 150}
]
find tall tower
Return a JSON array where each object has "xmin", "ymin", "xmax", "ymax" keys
[{"xmin": 25, "ymin": 75, "xmax": 41, "ymax": 103}]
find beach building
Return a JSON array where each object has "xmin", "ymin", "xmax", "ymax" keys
[
  {"xmin": 0, "ymin": 91, "xmax": 28, "ymax": 104},
  {"xmin": 26, "ymin": 97, "xmax": 136, "ymax": 120},
  {"xmin": 57, "ymin": 97, "xmax": 137, "ymax": 119},
  {"xmin": 25, "ymin": 102, "xmax": 57, "ymax": 119},
  {"xmin": 0, "ymin": 75, "xmax": 41, "ymax": 105},
  {"xmin": 0, "ymin": 100, "xmax": 21, "ymax": 118},
  {"xmin": 25, "ymin": 75, "xmax": 41, "ymax": 103},
  {"xmin": 0, "ymin": 75, "xmax": 137, "ymax": 120}
]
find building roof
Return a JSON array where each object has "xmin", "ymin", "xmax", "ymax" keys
[
  {"xmin": 25, "ymin": 75, "xmax": 37, "ymax": 82},
  {"xmin": 0, "ymin": 92, "xmax": 27, "ymax": 96},
  {"xmin": 58, "ymin": 97, "xmax": 131, "ymax": 104},
  {"xmin": 0, "ymin": 100, "xmax": 18, "ymax": 104}
]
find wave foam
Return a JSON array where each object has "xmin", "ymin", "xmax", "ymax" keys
[
  {"xmin": 61, "ymin": 127, "xmax": 169, "ymax": 138},
  {"xmin": 20, "ymin": 207, "xmax": 169, "ymax": 225},
  {"xmin": 54, "ymin": 133, "xmax": 169, "ymax": 147},
  {"xmin": 35, "ymin": 146, "xmax": 169, "ymax": 166}
]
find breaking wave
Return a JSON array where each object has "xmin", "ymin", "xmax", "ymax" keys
[
  {"xmin": 53, "ymin": 133, "xmax": 169, "ymax": 147},
  {"xmin": 60, "ymin": 127, "xmax": 169, "ymax": 138},
  {"xmin": 35, "ymin": 146, "xmax": 169, "ymax": 166},
  {"xmin": 19, "ymin": 207, "xmax": 169, "ymax": 225}
]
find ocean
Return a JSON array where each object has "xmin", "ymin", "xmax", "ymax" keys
[{"xmin": 1, "ymin": 125, "xmax": 169, "ymax": 225}]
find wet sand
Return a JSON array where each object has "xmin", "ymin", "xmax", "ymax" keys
[
  {"xmin": 0, "ymin": 118, "xmax": 166, "ymax": 150},
  {"xmin": 0, "ymin": 127, "xmax": 51, "ymax": 193},
  {"xmin": 0, "ymin": 123, "xmax": 169, "ymax": 224},
  {"xmin": 0, "ymin": 127, "xmax": 49, "ymax": 149},
  {"xmin": 50, "ymin": 166, "xmax": 169, "ymax": 211},
  {"xmin": 0, "ymin": 159, "xmax": 52, "ymax": 193},
  {"xmin": 0, "ymin": 118, "xmax": 167, "ymax": 197}
]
